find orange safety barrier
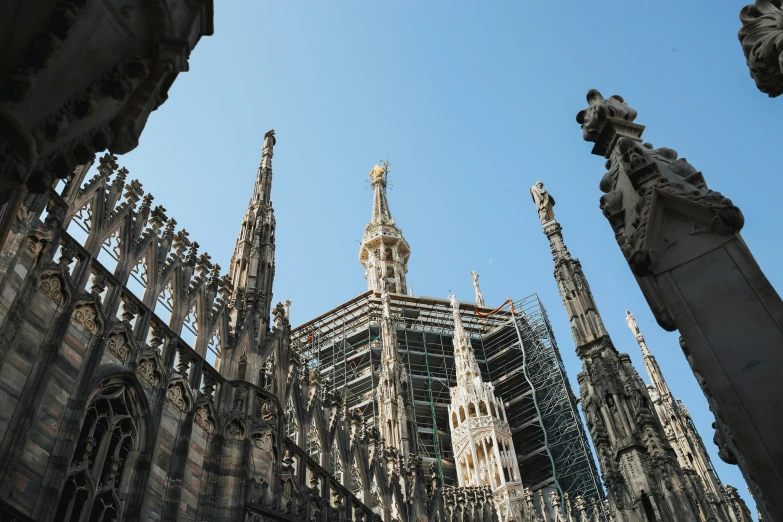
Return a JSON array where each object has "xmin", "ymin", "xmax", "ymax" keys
[{"xmin": 474, "ymin": 298, "xmax": 516, "ymax": 318}]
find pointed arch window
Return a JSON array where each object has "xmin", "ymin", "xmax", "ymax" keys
[
  {"xmin": 329, "ymin": 438, "xmax": 343, "ymax": 479},
  {"xmin": 284, "ymin": 397, "xmax": 298, "ymax": 439},
  {"xmin": 54, "ymin": 382, "xmax": 144, "ymax": 522},
  {"xmin": 306, "ymin": 418, "xmax": 321, "ymax": 461}
]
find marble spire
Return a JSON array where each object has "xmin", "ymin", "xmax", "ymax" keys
[
  {"xmin": 531, "ymin": 182, "xmax": 704, "ymax": 522},
  {"xmin": 377, "ymin": 292, "xmax": 415, "ymax": 456},
  {"xmin": 228, "ymin": 130, "xmax": 277, "ymax": 336},
  {"xmin": 471, "ymin": 271, "xmax": 485, "ymax": 307},
  {"xmin": 447, "ymin": 295, "xmax": 526, "ymax": 522},
  {"xmin": 358, "ymin": 161, "xmax": 410, "ymax": 294},
  {"xmin": 625, "ymin": 311, "xmax": 748, "ymax": 522}
]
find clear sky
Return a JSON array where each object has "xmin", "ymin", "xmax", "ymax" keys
[{"xmin": 116, "ymin": 1, "xmax": 782, "ymax": 514}]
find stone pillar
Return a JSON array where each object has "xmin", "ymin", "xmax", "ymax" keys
[{"xmin": 575, "ymin": 89, "xmax": 783, "ymax": 521}]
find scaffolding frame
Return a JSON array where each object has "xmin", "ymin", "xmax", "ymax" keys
[{"xmin": 291, "ymin": 291, "xmax": 605, "ymax": 519}]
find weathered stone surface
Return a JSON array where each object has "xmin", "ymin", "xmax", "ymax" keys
[
  {"xmin": 0, "ymin": 0, "xmax": 214, "ymax": 257},
  {"xmin": 358, "ymin": 161, "xmax": 411, "ymax": 295},
  {"xmin": 0, "ymin": 144, "xmax": 505, "ymax": 522},
  {"xmin": 739, "ymin": 0, "xmax": 783, "ymax": 97},
  {"xmin": 530, "ymin": 183, "xmax": 707, "ymax": 522},
  {"xmin": 575, "ymin": 89, "xmax": 783, "ymax": 522}
]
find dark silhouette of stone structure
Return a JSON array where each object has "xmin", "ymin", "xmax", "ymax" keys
[
  {"xmin": 575, "ymin": 89, "xmax": 783, "ymax": 521},
  {"xmin": 0, "ymin": 0, "xmax": 214, "ymax": 255}
]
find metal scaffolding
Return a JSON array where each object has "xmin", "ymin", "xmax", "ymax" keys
[{"xmin": 291, "ymin": 291, "xmax": 605, "ymax": 518}]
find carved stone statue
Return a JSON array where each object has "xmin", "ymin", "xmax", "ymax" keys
[
  {"xmin": 470, "ymin": 271, "xmax": 485, "ymax": 307},
  {"xmin": 575, "ymin": 89, "xmax": 637, "ymax": 143},
  {"xmin": 273, "ymin": 302, "xmax": 285, "ymax": 329},
  {"xmin": 530, "ymin": 182, "xmax": 556, "ymax": 223},
  {"xmin": 625, "ymin": 310, "xmax": 640, "ymax": 336},
  {"xmin": 263, "ymin": 129, "xmax": 276, "ymax": 152},
  {"xmin": 739, "ymin": 1, "xmax": 783, "ymax": 97}
]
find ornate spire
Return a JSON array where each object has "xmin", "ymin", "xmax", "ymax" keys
[
  {"xmin": 530, "ymin": 181, "xmax": 606, "ymax": 352},
  {"xmin": 531, "ymin": 183, "xmax": 704, "ymax": 522},
  {"xmin": 470, "ymin": 271, "xmax": 485, "ymax": 307},
  {"xmin": 626, "ymin": 310, "xmax": 669, "ymax": 397},
  {"xmin": 625, "ymin": 310, "xmax": 740, "ymax": 522},
  {"xmin": 369, "ymin": 162, "xmax": 394, "ymax": 225},
  {"xmin": 358, "ymin": 161, "xmax": 411, "ymax": 294},
  {"xmin": 228, "ymin": 129, "xmax": 277, "ymax": 336},
  {"xmin": 381, "ymin": 292, "xmax": 398, "ymax": 363},
  {"xmin": 449, "ymin": 295, "xmax": 483, "ymax": 391},
  {"xmin": 377, "ymin": 292, "xmax": 415, "ymax": 456},
  {"xmin": 447, "ymin": 294, "xmax": 526, "ymax": 522}
]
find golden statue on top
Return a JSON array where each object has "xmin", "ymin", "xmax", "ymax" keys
[{"xmin": 369, "ymin": 159, "xmax": 390, "ymax": 184}]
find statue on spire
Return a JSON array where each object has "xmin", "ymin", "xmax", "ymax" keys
[
  {"xmin": 262, "ymin": 129, "xmax": 276, "ymax": 152},
  {"xmin": 359, "ymin": 160, "xmax": 410, "ymax": 294},
  {"xmin": 470, "ymin": 271, "xmax": 485, "ymax": 307},
  {"xmin": 625, "ymin": 310, "xmax": 641, "ymax": 337},
  {"xmin": 530, "ymin": 181, "xmax": 556, "ymax": 224}
]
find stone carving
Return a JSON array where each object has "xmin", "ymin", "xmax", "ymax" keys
[
  {"xmin": 260, "ymin": 400, "xmax": 278, "ymax": 422},
  {"xmin": 105, "ymin": 332, "xmax": 132, "ymax": 363},
  {"xmin": 0, "ymin": 1, "xmax": 214, "ymax": 251},
  {"xmin": 73, "ymin": 302, "xmax": 101, "ymax": 335},
  {"xmin": 233, "ymin": 385, "xmax": 247, "ymax": 410},
  {"xmin": 226, "ymin": 417, "xmax": 246, "ymax": 440},
  {"xmin": 166, "ymin": 380, "xmax": 191, "ymax": 413},
  {"xmin": 531, "ymin": 182, "xmax": 710, "ymax": 522},
  {"xmin": 25, "ymin": 229, "xmax": 52, "ymax": 257},
  {"xmin": 576, "ymin": 89, "xmax": 638, "ymax": 143},
  {"xmin": 530, "ymin": 182, "xmax": 556, "ymax": 224},
  {"xmin": 576, "ymin": 89, "xmax": 782, "ymax": 520},
  {"xmin": 137, "ymin": 356, "xmax": 162, "ymax": 387},
  {"xmin": 625, "ymin": 311, "xmax": 640, "ymax": 337},
  {"xmin": 250, "ymin": 429, "xmax": 277, "ymax": 500},
  {"xmin": 470, "ymin": 271, "xmax": 485, "ymax": 308},
  {"xmin": 575, "ymin": 91, "xmax": 743, "ymax": 290},
  {"xmin": 273, "ymin": 301, "xmax": 285, "ymax": 330},
  {"xmin": 194, "ymin": 405, "xmax": 214, "ymax": 433},
  {"xmin": 739, "ymin": 0, "xmax": 783, "ymax": 97},
  {"xmin": 39, "ymin": 273, "xmax": 65, "ymax": 304}
]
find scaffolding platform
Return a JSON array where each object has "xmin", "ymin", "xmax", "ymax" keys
[{"xmin": 291, "ymin": 291, "xmax": 604, "ymax": 513}]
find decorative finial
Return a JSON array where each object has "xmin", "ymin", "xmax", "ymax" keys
[
  {"xmin": 470, "ymin": 271, "xmax": 485, "ymax": 308},
  {"xmin": 262, "ymin": 129, "xmax": 276, "ymax": 152},
  {"xmin": 575, "ymin": 89, "xmax": 638, "ymax": 143}
]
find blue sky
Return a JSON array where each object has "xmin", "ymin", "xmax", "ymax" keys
[{"xmin": 117, "ymin": 1, "xmax": 782, "ymax": 514}]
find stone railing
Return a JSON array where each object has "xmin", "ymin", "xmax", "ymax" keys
[{"xmin": 246, "ymin": 438, "xmax": 376, "ymax": 522}]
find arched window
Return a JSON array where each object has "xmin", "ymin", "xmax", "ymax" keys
[
  {"xmin": 330, "ymin": 438, "xmax": 343, "ymax": 479},
  {"xmin": 54, "ymin": 382, "xmax": 144, "ymax": 522},
  {"xmin": 478, "ymin": 401, "xmax": 488, "ymax": 416},
  {"xmin": 641, "ymin": 493, "xmax": 657, "ymax": 521},
  {"xmin": 459, "ymin": 406, "xmax": 466, "ymax": 422},
  {"xmin": 284, "ymin": 397, "xmax": 298, "ymax": 439},
  {"xmin": 238, "ymin": 358, "xmax": 247, "ymax": 381},
  {"xmin": 452, "ymin": 412, "xmax": 458, "ymax": 428}
]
